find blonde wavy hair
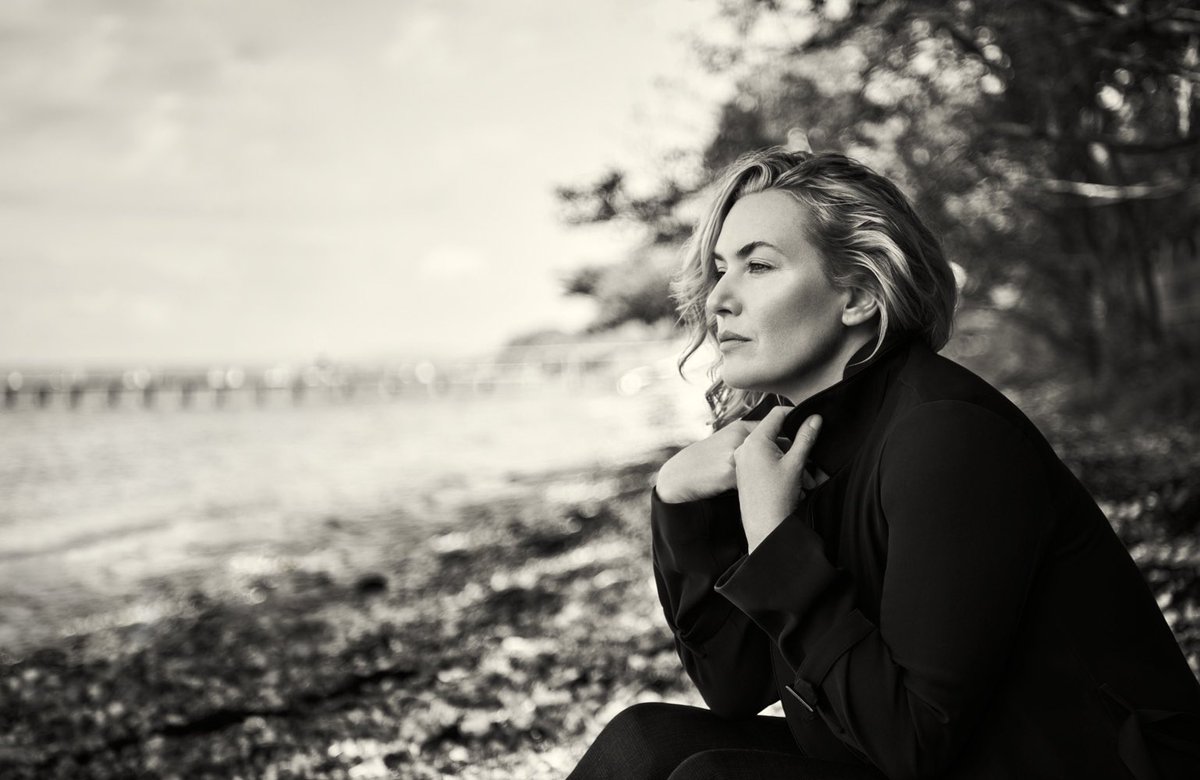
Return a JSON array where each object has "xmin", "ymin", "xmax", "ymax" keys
[{"xmin": 673, "ymin": 148, "xmax": 958, "ymax": 429}]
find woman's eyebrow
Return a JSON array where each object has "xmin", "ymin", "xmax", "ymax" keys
[{"xmin": 712, "ymin": 241, "xmax": 783, "ymax": 262}]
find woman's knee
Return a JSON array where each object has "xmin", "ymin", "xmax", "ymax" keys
[
  {"xmin": 597, "ymin": 702, "xmax": 686, "ymax": 747},
  {"xmin": 666, "ymin": 750, "xmax": 726, "ymax": 780},
  {"xmin": 607, "ymin": 702, "xmax": 680, "ymax": 728},
  {"xmin": 568, "ymin": 702, "xmax": 701, "ymax": 779}
]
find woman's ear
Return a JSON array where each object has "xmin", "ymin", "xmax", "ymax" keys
[{"xmin": 841, "ymin": 288, "xmax": 879, "ymax": 327}]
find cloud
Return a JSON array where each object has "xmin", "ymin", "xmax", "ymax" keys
[{"xmin": 0, "ymin": 0, "xmax": 705, "ymax": 364}]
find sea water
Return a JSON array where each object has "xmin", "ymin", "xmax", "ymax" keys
[{"xmin": 0, "ymin": 378, "xmax": 710, "ymax": 652}]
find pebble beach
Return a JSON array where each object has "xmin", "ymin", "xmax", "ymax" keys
[{"xmin": 1, "ymin": 387, "xmax": 1197, "ymax": 779}]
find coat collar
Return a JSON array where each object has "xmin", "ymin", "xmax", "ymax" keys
[{"xmin": 741, "ymin": 329, "xmax": 915, "ymax": 476}]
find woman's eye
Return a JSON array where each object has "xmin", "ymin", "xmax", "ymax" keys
[
  {"xmin": 747, "ymin": 261, "xmax": 771, "ymax": 273},
  {"xmin": 713, "ymin": 268, "xmax": 726, "ymax": 279}
]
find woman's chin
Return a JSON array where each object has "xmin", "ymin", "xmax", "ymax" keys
[{"xmin": 720, "ymin": 371, "xmax": 768, "ymax": 394}]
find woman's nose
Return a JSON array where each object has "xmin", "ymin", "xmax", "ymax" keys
[{"xmin": 705, "ymin": 272, "xmax": 739, "ymax": 318}]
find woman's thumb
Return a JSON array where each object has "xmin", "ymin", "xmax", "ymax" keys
[{"xmin": 784, "ymin": 414, "xmax": 822, "ymax": 464}]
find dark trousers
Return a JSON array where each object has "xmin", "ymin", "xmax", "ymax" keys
[{"xmin": 567, "ymin": 702, "xmax": 886, "ymax": 779}]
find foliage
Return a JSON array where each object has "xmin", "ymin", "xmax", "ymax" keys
[
  {"xmin": 558, "ymin": 0, "xmax": 1200, "ymax": 388},
  {"xmin": 561, "ymin": 245, "xmax": 680, "ymax": 331}
]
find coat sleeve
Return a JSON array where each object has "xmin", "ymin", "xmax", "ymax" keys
[
  {"xmin": 713, "ymin": 401, "xmax": 1052, "ymax": 779},
  {"xmin": 650, "ymin": 487, "xmax": 779, "ymax": 718}
]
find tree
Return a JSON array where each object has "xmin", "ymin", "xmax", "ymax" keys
[
  {"xmin": 561, "ymin": 245, "xmax": 680, "ymax": 331},
  {"xmin": 558, "ymin": 0, "xmax": 1200, "ymax": 385}
]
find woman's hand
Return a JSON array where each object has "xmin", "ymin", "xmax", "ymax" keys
[
  {"xmin": 654, "ymin": 419, "xmax": 759, "ymax": 504},
  {"xmin": 734, "ymin": 407, "xmax": 822, "ymax": 552}
]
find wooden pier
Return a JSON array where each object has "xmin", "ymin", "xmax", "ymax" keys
[{"xmin": 1, "ymin": 339, "xmax": 686, "ymax": 412}]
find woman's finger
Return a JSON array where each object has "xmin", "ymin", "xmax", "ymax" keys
[
  {"xmin": 749, "ymin": 405, "xmax": 791, "ymax": 442},
  {"xmin": 783, "ymin": 414, "xmax": 822, "ymax": 466}
]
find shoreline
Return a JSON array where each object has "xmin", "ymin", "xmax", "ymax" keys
[
  {"xmin": 1, "ymin": 448, "xmax": 700, "ymax": 779},
  {"xmin": 2, "ymin": 419, "xmax": 1198, "ymax": 779}
]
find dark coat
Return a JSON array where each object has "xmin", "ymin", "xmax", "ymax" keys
[{"xmin": 651, "ymin": 332, "xmax": 1200, "ymax": 780}]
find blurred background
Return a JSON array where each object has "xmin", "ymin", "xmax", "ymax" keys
[{"xmin": 2, "ymin": 1, "xmax": 1198, "ymax": 778}]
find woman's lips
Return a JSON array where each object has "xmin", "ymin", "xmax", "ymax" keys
[{"xmin": 718, "ymin": 337, "xmax": 750, "ymax": 350}]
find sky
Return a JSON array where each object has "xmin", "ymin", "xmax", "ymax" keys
[{"xmin": 0, "ymin": 0, "xmax": 731, "ymax": 367}]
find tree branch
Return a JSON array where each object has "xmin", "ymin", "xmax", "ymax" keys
[
  {"xmin": 1029, "ymin": 177, "xmax": 1196, "ymax": 203},
  {"xmin": 989, "ymin": 122, "xmax": 1200, "ymax": 153}
]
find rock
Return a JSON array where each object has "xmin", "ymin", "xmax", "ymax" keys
[{"xmin": 355, "ymin": 573, "xmax": 389, "ymax": 597}]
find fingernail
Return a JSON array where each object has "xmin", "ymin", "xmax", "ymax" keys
[{"xmin": 808, "ymin": 415, "xmax": 822, "ymax": 430}]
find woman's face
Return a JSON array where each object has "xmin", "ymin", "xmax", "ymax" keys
[{"xmin": 706, "ymin": 189, "xmax": 855, "ymax": 402}]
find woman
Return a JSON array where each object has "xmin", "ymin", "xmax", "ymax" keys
[{"xmin": 569, "ymin": 149, "xmax": 1200, "ymax": 779}]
